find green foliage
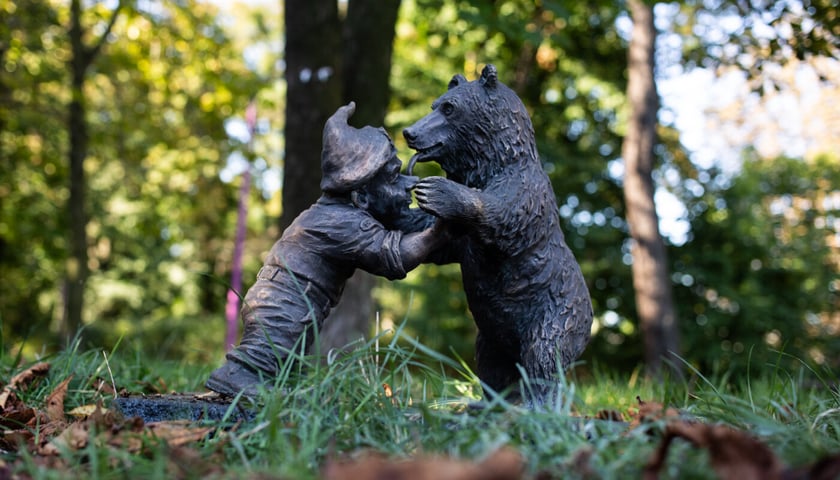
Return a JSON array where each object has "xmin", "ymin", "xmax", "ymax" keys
[
  {"xmin": 673, "ymin": 154, "xmax": 840, "ymax": 373},
  {"xmin": 1, "ymin": 0, "xmax": 268, "ymax": 360},
  {"xmin": 675, "ymin": 0, "xmax": 840, "ymax": 74}
]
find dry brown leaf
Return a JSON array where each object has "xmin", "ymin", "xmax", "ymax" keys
[
  {"xmin": 323, "ymin": 447, "xmax": 524, "ymax": 480},
  {"xmin": 91, "ymin": 377, "xmax": 118, "ymax": 397},
  {"xmin": 45, "ymin": 376, "xmax": 73, "ymax": 423},
  {"xmin": 0, "ymin": 401, "xmax": 36, "ymax": 429},
  {"xmin": 643, "ymin": 421, "xmax": 784, "ymax": 480},
  {"xmin": 0, "ymin": 362, "xmax": 50, "ymax": 410},
  {"xmin": 627, "ymin": 397, "xmax": 680, "ymax": 430},
  {"xmin": 107, "ymin": 428, "xmax": 146, "ymax": 454},
  {"xmin": 0, "ymin": 428, "xmax": 34, "ymax": 451},
  {"xmin": 595, "ymin": 409, "xmax": 624, "ymax": 422},
  {"xmin": 165, "ymin": 445, "xmax": 226, "ymax": 479},
  {"xmin": 68, "ymin": 404, "xmax": 100, "ymax": 418},
  {"xmin": 783, "ymin": 452, "xmax": 840, "ymax": 480},
  {"xmin": 0, "ymin": 401, "xmax": 38, "ymax": 449},
  {"xmin": 133, "ymin": 377, "xmax": 169, "ymax": 394},
  {"xmin": 38, "ymin": 420, "xmax": 91, "ymax": 456},
  {"xmin": 146, "ymin": 420, "xmax": 214, "ymax": 448}
]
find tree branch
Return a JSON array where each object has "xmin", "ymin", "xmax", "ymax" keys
[{"xmin": 83, "ymin": 0, "xmax": 125, "ymax": 67}]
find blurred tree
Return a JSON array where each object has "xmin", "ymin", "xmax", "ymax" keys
[
  {"xmin": 282, "ymin": 0, "xmax": 402, "ymax": 354},
  {"xmin": 280, "ymin": 0, "xmax": 342, "ymax": 232},
  {"xmin": 661, "ymin": 0, "xmax": 840, "ymax": 372},
  {"xmin": 64, "ymin": 0, "xmax": 124, "ymax": 343},
  {"xmin": 674, "ymin": 155, "xmax": 840, "ymax": 372},
  {"xmin": 677, "ymin": 0, "xmax": 839, "ymax": 75},
  {"xmin": 1, "ymin": 0, "xmax": 261, "ymax": 359},
  {"xmin": 0, "ymin": 0, "xmax": 67, "ymax": 347},
  {"xmin": 79, "ymin": 1, "xmax": 262, "ymax": 357},
  {"xmin": 621, "ymin": 0, "xmax": 679, "ymax": 377}
]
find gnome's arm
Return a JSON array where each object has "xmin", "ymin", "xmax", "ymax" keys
[{"xmin": 398, "ymin": 218, "xmax": 452, "ymax": 271}]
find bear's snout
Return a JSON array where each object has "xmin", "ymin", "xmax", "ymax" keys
[{"xmin": 403, "ymin": 127, "xmax": 418, "ymax": 145}]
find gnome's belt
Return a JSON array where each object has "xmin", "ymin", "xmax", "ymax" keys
[{"xmin": 256, "ymin": 265, "xmax": 336, "ymax": 308}]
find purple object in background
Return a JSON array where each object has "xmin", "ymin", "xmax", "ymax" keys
[{"xmin": 225, "ymin": 100, "xmax": 257, "ymax": 351}]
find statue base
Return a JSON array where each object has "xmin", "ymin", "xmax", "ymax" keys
[{"xmin": 111, "ymin": 393, "xmax": 255, "ymax": 423}]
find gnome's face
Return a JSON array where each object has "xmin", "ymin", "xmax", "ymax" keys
[{"xmin": 359, "ymin": 154, "xmax": 418, "ymax": 225}]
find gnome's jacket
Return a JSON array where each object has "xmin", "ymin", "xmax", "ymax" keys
[{"xmin": 228, "ymin": 195, "xmax": 408, "ymax": 374}]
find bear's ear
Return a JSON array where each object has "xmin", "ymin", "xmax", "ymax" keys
[
  {"xmin": 448, "ymin": 74, "xmax": 467, "ymax": 90},
  {"xmin": 479, "ymin": 64, "xmax": 498, "ymax": 89}
]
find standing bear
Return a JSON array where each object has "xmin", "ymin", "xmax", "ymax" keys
[{"xmin": 403, "ymin": 64, "xmax": 593, "ymax": 406}]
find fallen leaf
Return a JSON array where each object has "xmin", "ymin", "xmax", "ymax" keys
[
  {"xmin": 45, "ymin": 376, "xmax": 73, "ymax": 423},
  {"xmin": 644, "ymin": 421, "xmax": 784, "ymax": 480},
  {"xmin": 68, "ymin": 404, "xmax": 100, "ymax": 418},
  {"xmin": 628, "ymin": 397, "xmax": 680, "ymax": 430},
  {"xmin": 566, "ymin": 448, "xmax": 596, "ymax": 479},
  {"xmin": 90, "ymin": 376, "xmax": 120, "ymax": 397},
  {"xmin": 784, "ymin": 452, "xmax": 840, "ymax": 480},
  {"xmin": 133, "ymin": 377, "xmax": 169, "ymax": 394},
  {"xmin": 595, "ymin": 409, "xmax": 624, "ymax": 422},
  {"xmin": 0, "ymin": 362, "xmax": 50, "ymax": 410},
  {"xmin": 38, "ymin": 420, "xmax": 91, "ymax": 456},
  {"xmin": 0, "ymin": 401, "xmax": 36, "ymax": 429},
  {"xmin": 165, "ymin": 445, "xmax": 226, "ymax": 479},
  {"xmin": 323, "ymin": 447, "xmax": 524, "ymax": 480},
  {"xmin": 0, "ymin": 401, "xmax": 38, "ymax": 449},
  {"xmin": 146, "ymin": 421, "xmax": 214, "ymax": 448},
  {"xmin": 0, "ymin": 428, "xmax": 34, "ymax": 451}
]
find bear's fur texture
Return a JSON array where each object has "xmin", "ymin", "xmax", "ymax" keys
[{"xmin": 404, "ymin": 64, "xmax": 593, "ymax": 406}]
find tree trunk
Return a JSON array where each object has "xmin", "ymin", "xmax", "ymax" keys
[
  {"xmin": 65, "ymin": 70, "xmax": 88, "ymax": 344},
  {"xmin": 64, "ymin": 0, "xmax": 90, "ymax": 343},
  {"xmin": 340, "ymin": 0, "xmax": 401, "ymax": 128},
  {"xmin": 282, "ymin": 0, "xmax": 401, "ymax": 354},
  {"xmin": 280, "ymin": 0, "xmax": 342, "ymax": 231},
  {"xmin": 621, "ymin": 0, "xmax": 680, "ymax": 377},
  {"xmin": 63, "ymin": 0, "xmax": 122, "ymax": 343},
  {"xmin": 317, "ymin": 0, "xmax": 402, "ymax": 353}
]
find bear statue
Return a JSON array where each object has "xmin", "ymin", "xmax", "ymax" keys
[{"xmin": 403, "ymin": 64, "xmax": 594, "ymax": 407}]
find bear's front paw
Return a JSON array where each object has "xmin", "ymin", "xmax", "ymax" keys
[{"xmin": 414, "ymin": 176, "xmax": 474, "ymax": 219}]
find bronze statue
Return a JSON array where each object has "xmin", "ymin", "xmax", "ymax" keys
[
  {"xmin": 403, "ymin": 64, "xmax": 594, "ymax": 407},
  {"xmin": 208, "ymin": 65, "xmax": 593, "ymax": 408},
  {"xmin": 206, "ymin": 102, "xmax": 448, "ymax": 397}
]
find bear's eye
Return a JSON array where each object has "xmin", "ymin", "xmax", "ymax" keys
[{"xmin": 440, "ymin": 102, "xmax": 455, "ymax": 116}]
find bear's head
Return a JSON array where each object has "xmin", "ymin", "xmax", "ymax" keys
[{"xmin": 403, "ymin": 64, "xmax": 538, "ymax": 188}]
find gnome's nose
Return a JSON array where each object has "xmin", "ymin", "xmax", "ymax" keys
[{"xmin": 403, "ymin": 175, "xmax": 419, "ymax": 190}]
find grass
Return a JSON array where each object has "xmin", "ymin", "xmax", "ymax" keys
[{"xmin": 3, "ymin": 329, "xmax": 840, "ymax": 479}]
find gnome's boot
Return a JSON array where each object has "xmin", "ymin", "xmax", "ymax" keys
[
  {"xmin": 204, "ymin": 358, "xmax": 265, "ymax": 399},
  {"xmin": 205, "ymin": 278, "xmax": 319, "ymax": 398},
  {"xmin": 205, "ymin": 316, "xmax": 306, "ymax": 398}
]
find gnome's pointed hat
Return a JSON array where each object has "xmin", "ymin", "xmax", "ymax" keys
[{"xmin": 320, "ymin": 102, "xmax": 394, "ymax": 194}]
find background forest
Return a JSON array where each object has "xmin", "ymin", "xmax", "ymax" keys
[{"xmin": 2, "ymin": 0, "xmax": 839, "ymax": 379}]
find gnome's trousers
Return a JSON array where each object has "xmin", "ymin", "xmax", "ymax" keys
[{"xmin": 206, "ymin": 266, "xmax": 332, "ymax": 395}]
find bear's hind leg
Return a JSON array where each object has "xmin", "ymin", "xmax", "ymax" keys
[
  {"xmin": 474, "ymin": 331, "xmax": 522, "ymax": 403},
  {"xmin": 520, "ymin": 328, "xmax": 568, "ymax": 408}
]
